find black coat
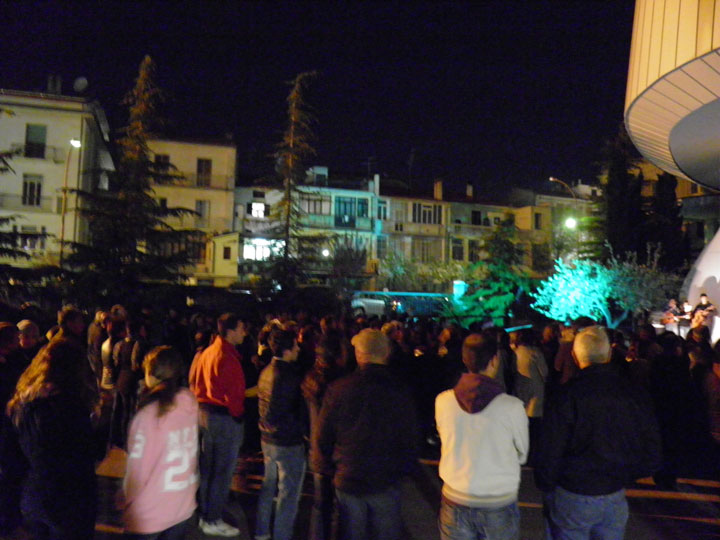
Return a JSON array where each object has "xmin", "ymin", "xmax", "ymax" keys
[
  {"xmin": 535, "ymin": 363, "xmax": 662, "ymax": 495},
  {"xmin": 258, "ymin": 358, "xmax": 307, "ymax": 446},
  {"xmin": 312, "ymin": 364, "xmax": 419, "ymax": 495},
  {"xmin": 16, "ymin": 393, "xmax": 97, "ymax": 539}
]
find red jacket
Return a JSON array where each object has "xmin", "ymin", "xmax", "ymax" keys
[{"xmin": 189, "ymin": 336, "xmax": 246, "ymax": 418}]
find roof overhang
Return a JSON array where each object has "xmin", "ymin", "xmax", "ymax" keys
[{"xmin": 625, "ymin": 49, "xmax": 720, "ymax": 190}]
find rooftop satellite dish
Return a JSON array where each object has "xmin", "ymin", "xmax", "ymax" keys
[{"xmin": 73, "ymin": 77, "xmax": 88, "ymax": 93}]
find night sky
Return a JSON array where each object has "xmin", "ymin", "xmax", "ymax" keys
[{"xmin": 2, "ymin": 2, "xmax": 635, "ymax": 195}]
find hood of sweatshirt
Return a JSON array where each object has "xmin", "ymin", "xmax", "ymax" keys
[
  {"xmin": 453, "ymin": 373, "xmax": 503, "ymax": 413},
  {"xmin": 175, "ymin": 388, "xmax": 199, "ymax": 415}
]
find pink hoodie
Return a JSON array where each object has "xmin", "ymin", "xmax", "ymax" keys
[{"xmin": 123, "ymin": 388, "xmax": 199, "ymax": 534}]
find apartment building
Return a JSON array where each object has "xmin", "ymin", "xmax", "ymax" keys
[
  {"xmin": 0, "ymin": 88, "xmax": 112, "ymax": 265},
  {"xmin": 147, "ymin": 138, "xmax": 236, "ymax": 284},
  {"xmin": 225, "ymin": 172, "xmax": 553, "ymax": 289}
]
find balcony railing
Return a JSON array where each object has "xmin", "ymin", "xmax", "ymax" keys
[
  {"xmin": 172, "ymin": 173, "xmax": 234, "ymax": 190},
  {"xmin": 0, "ymin": 194, "xmax": 54, "ymax": 213},
  {"xmin": 10, "ymin": 143, "xmax": 66, "ymax": 162}
]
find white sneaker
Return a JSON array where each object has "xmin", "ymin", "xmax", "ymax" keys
[{"xmin": 199, "ymin": 519, "xmax": 240, "ymax": 537}]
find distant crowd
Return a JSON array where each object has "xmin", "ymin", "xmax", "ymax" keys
[{"xmin": 0, "ymin": 297, "xmax": 718, "ymax": 540}]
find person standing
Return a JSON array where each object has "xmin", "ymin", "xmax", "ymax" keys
[
  {"xmin": 535, "ymin": 326, "xmax": 662, "ymax": 540},
  {"xmin": 121, "ymin": 346, "xmax": 199, "ymax": 539},
  {"xmin": 189, "ymin": 313, "xmax": 248, "ymax": 537},
  {"xmin": 7, "ymin": 339, "xmax": 99, "ymax": 540},
  {"xmin": 255, "ymin": 329, "xmax": 307, "ymax": 540},
  {"xmin": 435, "ymin": 333, "xmax": 528, "ymax": 540},
  {"xmin": 312, "ymin": 328, "xmax": 419, "ymax": 540}
]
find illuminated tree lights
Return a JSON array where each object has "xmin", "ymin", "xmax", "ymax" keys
[{"xmin": 531, "ymin": 252, "xmax": 678, "ymax": 328}]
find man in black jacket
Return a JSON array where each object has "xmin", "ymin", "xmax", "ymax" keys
[
  {"xmin": 535, "ymin": 325, "xmax": 662, "ymax": 540},
  {"xmin": 255, "ymin": 329, "xmax": 307, "ymax": 540},
  {"xmin": 312, "ymin": 328, "xmax": 419, "ymax": 540}
]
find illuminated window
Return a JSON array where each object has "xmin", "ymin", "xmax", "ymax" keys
[
  {"xmin": 357, "ymin": 199, "xmax": 368, "ymax": 217},
  {"xmin": 250, "ymin": 202, "xmax": 265, "ymax": 218},
  {"xmin": 243, "ymin": 238, "xmax": 282, "ymax": 261}
]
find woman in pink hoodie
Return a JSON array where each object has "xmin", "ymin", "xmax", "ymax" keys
[{"xmin": 121, "ymin": 346, "xmax": 199, "ymax": 539}]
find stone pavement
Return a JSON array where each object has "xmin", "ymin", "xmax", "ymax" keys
[{"xmin": 3, "ymin": 447, "xmax": 719, "ymax": 539}]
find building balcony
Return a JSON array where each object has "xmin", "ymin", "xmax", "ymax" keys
[
  {"xmin": 10, "ymin": 143, "xmax": 66, "ymax": 162},
  {"xmin": 380, "ymin": 221, "xmax": 445, "ymax": 236},
  {"xmin": 0, "ymin": 194, "xmax": 54, "ymax": 213},
  {"xmin": 173, "ymin": 173, "xmax": 234, "ymax": 190},
  {"xmin": 680, "ymin": 194, "xmax": 720, "ymax": 221},
  {"xmin": 448, "ymin": 223, "xmax": 491, "ymax": 236}
]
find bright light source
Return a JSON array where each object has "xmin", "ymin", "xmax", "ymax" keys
[
  {"xmin": 322, "ymin": 248, "xmax": 330, "ymax": 257},
  {"xmin": 70, "ymin": 139, "xmax": 81, "ymax": 148},
  {"xmin": 565, "ymin": 217, "xmax": 577, "ymax": 229}
]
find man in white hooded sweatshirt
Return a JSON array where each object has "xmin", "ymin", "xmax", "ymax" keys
[{"xmin": 435, "ymin": 332, "xmax": 529, "ymax": 540}]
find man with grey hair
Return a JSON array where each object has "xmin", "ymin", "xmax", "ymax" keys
[
  {"xmin": 535, "ymin": 326, "xmax": 662, "ymax": 540},
  {"xmin": 312, "ymin": 328, "xmax": 419, "ymax": 540}
]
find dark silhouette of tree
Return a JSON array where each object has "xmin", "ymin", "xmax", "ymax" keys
[
  {"xmin": 643, "ymin": 172, "xmax": 685, "ymax": 270},
  {"xmin": 66, "ymin": 56, "xmax": 196, "ymax": 304}
]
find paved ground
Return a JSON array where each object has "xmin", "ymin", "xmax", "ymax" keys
[{"xmin": 3, "ymin": 448, "xmax": 720, "ymax": 539}]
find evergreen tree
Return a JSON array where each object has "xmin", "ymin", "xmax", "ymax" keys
[
  {"xmin": 265, "ymin": 71, "xmax": 325, "ymax": 292},
  {"xmin": 643, "ymin": 172, "xmax": 685, "ymax": 269},
  {"xmin": 603, "ymin": 124, "xmax": 643, "ymax": 259},
  {"xmin": 448, "ymin": 216, "xmax": 529, "ymax": 327},
  {"xmin": 66, "ymin": 56, "xmax": 196, "ymax": 304}
]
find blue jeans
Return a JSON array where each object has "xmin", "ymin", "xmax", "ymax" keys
[
  {"xmin": 335, "ymin": 485, "xmax": 402, "ymax": 540},
  {"xmin": 438, "ymin": 498, "xmax": 519, "ymax": 540},
  {"xmin": 544, "ymin": 487, "xmax": 628, "ymax": 540},
  {"xmin": 309, "ymin": 473, "xmax": 336, "ymax": 540},
  {"xmin": 198, "ymin": 410, "xmax": 244, "ymax": 522},
  {"xmin": 255, "ymin": 442, "xmax": 306, "ymax": 540}
]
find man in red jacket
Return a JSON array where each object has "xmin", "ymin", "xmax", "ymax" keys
[{"xmin": 190, "ymin": 313, "xmax": 247, "ymax": 537}]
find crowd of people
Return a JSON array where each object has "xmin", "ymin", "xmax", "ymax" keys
[{"xmin": 0, "ymin": 298, "xmax": 718, "ymax": 540}]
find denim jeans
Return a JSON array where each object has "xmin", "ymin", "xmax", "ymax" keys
[
  {"xmin": 255, "ymin": 442, "xmax": 306, "ymax": 540},
  {"xmin": 438, "ymin": 498, "xmax": 519, "ymax": 540},
  {"xmin": 544, "ymin": 486, "xmax": 628, "ymax": 540},
  {"xmin": 198, "ymin": 410, "xmax": 244, "ymax": 522},
  {"xmin": 309, "ymin": 473, "xmax": 336, "ymax": 540},
  {"xmin": 335, "ymin": 485, "xmax": 402, "ymax": 540}
]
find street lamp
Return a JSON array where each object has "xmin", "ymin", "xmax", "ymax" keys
[
  {"xmin": 59, "ymin": 139, "xmax": 81, "ymax": 268},
  {"xmin": 549, "ymin": 176, "xmax": 579, "ymax": 254}
]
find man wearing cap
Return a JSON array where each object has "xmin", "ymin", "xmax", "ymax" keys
[
  {"xmin": 435, "ymin": 333, "xmax": 529, "ymax": 540},
  {"xmin": 312, "ymin": 328, "xmax": 419, "ymax": 540}
]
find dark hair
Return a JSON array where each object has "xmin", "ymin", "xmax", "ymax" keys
[
  {"xmin": 302, "ymin": 333, "xmax": 344, "ymax": 405},
  {"xmin": 0, "ymin": 323, "xmax": 18, "ymax": 349},
  {"xmin": 269, "ymin": 329, "xmax": 296, "ymax": 357},
  {"xmin": 58, "ymin": 305, "xmax": 83, "ymax": 327},
  {"xmin": 8, "ymin": 338, "xmax": 90, "ymax": 425},
  {"xmin": 462, "ymin": 333, "xmax": 497, "ymax": 373},
  {"xmin": 217, "ymin": 312, "xmax": 243, "ymax": 338},
  {"xmin": 513, "ymin": 328, "xmax": 538, "ymax": 347},
  {"xmin": 138, "ymin": 346, "xmax": 183, "ymax": 417}
]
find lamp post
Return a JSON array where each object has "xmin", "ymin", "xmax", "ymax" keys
[
  {"xmin": 549, "ymin": 176, "xmax": 579, "ymax": 255},
  {"xmin": 59, "ymin": 139, "xmax": 81, "ymax": 268}
]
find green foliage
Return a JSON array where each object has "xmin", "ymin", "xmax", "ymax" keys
[
  {"xmin": 66, "ymin": 56, "xmax": 198, "ymax": 303},
  {"xmin": 531, "ymin": 246, "xmax": 680, "ymax": 328},
  {"xmin": 378, "ymin": 252, "xmax": 464, "ymax": 292},
  {"xmin": 447, "ymin": 216, "xmax": 529, "ymax": 327},
  {"xmin": 642, "ymin": 172, "xmax": 686, "ymax": 269},
  {"xmin": 275, "ymin": 71, "xmax": 318, "ymax": 260}
]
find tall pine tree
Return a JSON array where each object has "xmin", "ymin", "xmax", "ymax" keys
[{"xmin": 66, "ymin": 56, "xmax": 196, "ymax": 304}]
